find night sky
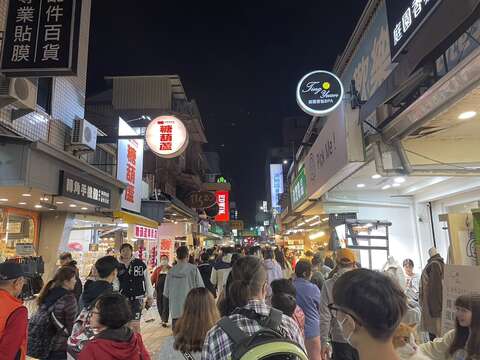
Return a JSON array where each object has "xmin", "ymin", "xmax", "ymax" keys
[{"xmin": 87, "ymin": 1, "xmax": 369, "ymax": 225}]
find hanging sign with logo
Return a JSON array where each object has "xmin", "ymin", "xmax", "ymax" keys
[
  {"xmin": 386, "ymin": 0, "xmax": 442, "ymax": 61},
  {"xmin": 117, "ymin": 118, "xmax": 144, "ymax": 213},
  {"xmin": 215, "ymin": 191, "xmax": 230, "ymax": 222},
  {"xmin": 59, "ymin": 171, "xmax": 111, "ymax": 208},
  {"xmin": 1, "ymin": 0, "xmax": 83, "ymax": 76},
  {"xmin": 270, "ymin": 164, "xmax": 284, "ymax": 213},
  {"xmin": 296, "ymin": 70, "xmax": 344, "ymax": 117},
  {"xmin": 187, "ymin": 191, "xmax": 216, "ymax": 209},
  {"xmin": 145, "ymin": 115, "xmax": 189, "ymax": 158}
]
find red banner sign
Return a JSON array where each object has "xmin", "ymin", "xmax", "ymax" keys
[
  {"xmin": 215, "ymin": 191, "xmax": 230, "ymax": 222},
  {"xmin": 134, "ymin": 225, "xmax": 158, "ymax": 240}
]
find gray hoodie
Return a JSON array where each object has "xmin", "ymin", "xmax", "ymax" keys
[
  {"xmin": 320, "ymin": 268, "xmax": 352, "ymax": 346},
  {"xmin": 164, "ymin": 261, "xmax": 204, "ymax": 319}
]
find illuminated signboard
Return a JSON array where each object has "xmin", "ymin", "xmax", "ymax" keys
[
  {"xmin": 117, "ymin": 118, "xmax": 144, "ymax": 213},
  {"xmin": 134, "ymin": 225, "xmax": 158, "ymax": 240},
  {"xmin": 291, "ymin": 167, "xmax": 307, "ymax": 209},
  {"xmin": 296, "ymin": 70, "xmax": 344, "ymax": 116},
  {"xmin": 270, "ymin": 164, "xmax": 284, "ymax": 213},
  {"xmin": 386, "ymin": 0, "xmax": 442, "ymax": 61},
  {"xmin": 215, "ymin": 191, "xmax": 230, "ymax": 222},
  {"xmin": 145, "ymin": 115, "xmax": 189, "ymax": 158}
]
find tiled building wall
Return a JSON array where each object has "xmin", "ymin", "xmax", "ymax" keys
[{"xmin": 0, "ymin": 0, "xmax": 92, "ymax": 148}]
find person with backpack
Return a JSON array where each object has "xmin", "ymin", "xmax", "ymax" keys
[
  {"xmin": 59, "ymin": 252, "xmax": 83, "ymax": 303},
  {"xmin": 68, "ymin": 256, "xmax": 120, "ymax": 359},
  {"xmin": 0, "ymin": 262, "xmax": 27, "ymax": 360},
  {"xmin": 202, "ymin": 255, "xmax": 307, "ymax": 360},
  {"xmin": 118, "ymin": 243, "xmax": 154, "ymax": 333},
  {"xmin": 158, "ymin": 287, "xmax": 220, "ymax": 360},
  {"xmin": 28, "ymin": 266, "xmax": 78, "ymax": 360},
  {"xmin": 78, "ymin": 293, "xmax": 151, "ymax": 360},
  {"xmin": 294, "ymin": 260, "xmax": 321, "ymax": 360}
]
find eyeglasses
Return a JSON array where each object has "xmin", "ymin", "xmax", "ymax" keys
[{"xmin": 328, "ymin": 304, "xmax": 362, "ymax": 325}]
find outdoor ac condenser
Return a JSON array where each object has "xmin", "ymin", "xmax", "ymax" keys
[
  {"xmin": 71, "ymin": 118, "xmax": 98, "ymax": 150},
  {"xmin": 0, "ymin": 77, "xmax": 38, "ymax": 111}
]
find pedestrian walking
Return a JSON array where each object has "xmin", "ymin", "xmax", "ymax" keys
[
  {"xmin": 0, "ymin": 262, "xmax": 27, "ymax": 360},
  {"xmin": 263, "ymin": 248, "xmax": 283, "ymax": 300},
  {"xmin": 151, "ymin": 255, "xmax": 171, "ymax": 327},
  {"xmin": 28, "ymin": 266, "xmax": 78, "ymax": 360},
  {"xmin": 202, "ymin": 255, "xmax": 306, "ymax": 360},
  {"xmin": 78, "ymin": 293, "xmax": 151, "ymax": 360},
  {"xmin": 164, "ymin": 245, "xmax": 205, "ymax": 330},
  {"xmin": 311, "ymin": 256, "xmax": 326, "ymax": 291},
  {"xmin": 275, "ymin": 247, "xmax": 293, "ymax": 279},
  {"xmin": 59, "ymin": 252, "xmax": 83, "ymax": 302},
  {"xmin": 118, "ymin": 243, "xmax": 154, "ymax": 333},
  {"xmin": 198, "ymin": 252, "xmax": 216, "ymax": 298},
  {"xmin": 158, "ymin": 288, "xmax": 220, "ymax": 360},
  {"xmin": 320, "ymin": 248, "xmax": 360, "ymax": 360},
  {"xmin": 329, "ymin": 269, "xmax": 407, "ymax": 360},
  {"xmin": 210, "ymin": 247, "xmax": 234, "ymax": 293},
  {"xmin": 294, "ymin": 260, "xmax": 321, "ymax": 360},
  {"xmin": 420, "ymin": 293, "xmax": 480, "ymax": 359},
  {"xmin": 271, "ymin": 278, "xmax": 306, "ymax": 338}
]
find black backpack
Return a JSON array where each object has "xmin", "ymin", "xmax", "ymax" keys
[
  {"xmin": 218, "ymin": 308, "xmax": 308, "ymax": 360},
  {"xmin": 27, "ymin": 304, "xmax": 68, "ymax": 359}
]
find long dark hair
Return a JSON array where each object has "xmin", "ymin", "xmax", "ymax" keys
[
  {"xmin": 174, "ymin": 288, "xmax": 220, "ymax": 352},
  {"xmin": 274, "ymin": 248, "xmax": 286, "ymax": 270},
  {"xmin": 228, "ymin": 256, "xmax": 267, "ymax": 309},
  {"xmin": 449, "ymin": 294, "xmax": 480, "ymax": 359},
  {"xmin": 37, "ymin": 266, "xmax": 76, "ymax": 305}
]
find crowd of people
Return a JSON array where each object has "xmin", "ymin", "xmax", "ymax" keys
[{"xmin": 0, "ymin": 244, "xmax": 479, "ymax": 360}]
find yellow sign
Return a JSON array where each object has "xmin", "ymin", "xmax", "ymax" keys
[{"xmin": 230, "ymin": 220, "xmax": 244, "ymax": 230}]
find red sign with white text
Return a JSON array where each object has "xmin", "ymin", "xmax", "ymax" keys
[
  {"xmin": 215, "ymin": 191, "xmax": 230, "ymax": 222},
  {"xmin": 134, "ymin": 225, "xmax": 158, "ymax": 240}
]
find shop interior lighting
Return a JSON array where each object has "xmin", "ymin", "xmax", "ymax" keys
[
  {"xmin": 382, "ymin": 185, "xmax": 391, "ymax": 190},
  {"xmin": 365, "ymin": 223, "xmax": 373, "ymax": 227},
  {"xmin": 305, "ymin": 215, "xmax": 320, "ymax": 223},
  {"xmin": 372, "ymin": 174, "xmax": 382, "ymax": 179},
  {"xmin": 69, "ymin": 204, "xmax": 77, "ymax": 208},
  {"xmin": 40, "ymin": 197, "xmax": 49, "ymax": 201},
  {"xmin": 309, "ymin": 231, "xmax": 326, "ymax": 240},
  {"xmin": 22, "ymin": 193, "xmax": 32, "ymax": 197},
  {"xmin": 309, "ymin": 219, "xmax": 322, "ymax": 226},
  {"xmin": 458, "ymin": 111, "xmax": 477, "ymax": 120},
  {"xmin": 56, "ymin": 201, "xmax": 64, "ymax": 204},
  {"xmin": 392, "ymin": 183, "xmax": 401, "ymax": 187},
  {"xmin": 356, "ymin": 184, "xmax": 366, "ymax": 188},
  {"xmin": 81, "ymin": 207, "xmax": 88, "ymax": 210},
  {"xmin": 0, "ymin": 198, "xmax": 8, "ymax": 202},
  {"xmin": 283, "ymin": 159, "xmax": 288, "ymax": 164},
  {"xmin": 297, "ymin": 222, "xmax": 306, "ymax": 227},
  {"xmin": 18, "ymin": 202, "xmax": 27, "ymax": 205},
  {"xmin": 34, "ymin": 204, "xmax": 42, "ymax": 208},
  {"xmin": 394, "ymin": 177, "xmax": 406, "ymax": 184}
]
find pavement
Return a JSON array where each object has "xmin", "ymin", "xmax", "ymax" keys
[{"xmin": 140, "ymin": 305, "xmax": 173, "ymax": 357}]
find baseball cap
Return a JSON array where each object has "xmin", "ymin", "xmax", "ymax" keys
[
  {"xmin": 0, "ymin": 262, "xmax": 25, "ymax": 280},
  {"xmin": 336, "ymin": 248, "xmax": 356, "ymax": 264}
]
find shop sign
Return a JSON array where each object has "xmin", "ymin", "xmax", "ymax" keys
[
  {"xmin": 270, "ymin": 164, "xmax": 284, "ymax": 213},
  {"xmin": 296, "ymin": 70, "xmax": 344, "ymax": 116},
  {"xmin": 15, "ymin": 243, "xmax": 34, "ymax": 256},
  {"xmin": 216, "ymin": 176, "xmax": 228, "ymax": 184},
  {"xmin": 291, "ymin": 167, "xmax": 307, "ymax": 209},
  {"xmin": 59, "ymin": 171, "xmax": 111, "ymax": 208},
  {"xmin": 442, "ymin": 265, "xmax": 480, "ymax": 335},
  {"xmin": 386, "ymin": 0, "xmax": 442, "ymax": 61},
  {"xmin": 230, "ymin": 220, "xmax": 244, "ymax": 230},
  {"xmin": 145, "ymin": 116, "xmax": 189, "ymax": 159},
  {"xmin": 134, "ymin": 225, "xmax": 158, "ymax": 240},
  {"xmin": 215, "ymin": 190, "xmax": 230, "ymax": 222},
  {"xmin": 186, "ymin": 191, "xmax": 216, "ymax": 209},
  {"xmin": 117, "ymin": 118, "xmax": 144, "ymax": 213},
  {"xmin": 305, "ymin": 104, "xmax": 365, "ymax": 200},
  {"xmin": 1, "ymin": 0, "xmax": 82, "ymax": 76}
]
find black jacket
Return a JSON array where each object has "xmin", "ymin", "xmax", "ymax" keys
[
  {"xmin": 198, "ymin": 263, "xmax": 216, "ymax": 297},
  {"xmin": 79, "ymin": 280, "xmax": 113, "ymax": 309}
]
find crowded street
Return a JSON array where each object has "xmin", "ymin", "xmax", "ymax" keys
[{"xmin": 1, "ymin": 0, "xmax": 480, "ymax": 360}]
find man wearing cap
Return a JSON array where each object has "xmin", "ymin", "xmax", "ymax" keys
[
  {"xmin": 320, "ymin": 248, "xmax": 359, "ymax": 360},
  {"xmin": 0, "ymin": 262, "xmax": 28, "ymax": 360}
]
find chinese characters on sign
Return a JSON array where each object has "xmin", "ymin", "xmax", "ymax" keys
[
  {"xmin": 296, "ymin": 71, "xmax": 344, "ymax": 117},
  {"xmin": 386, "ymin": 0, "xmax": 441, "ymax": 61},
  {"xmin": 134, "ymin": 225, "xmax": 158, "ymax": 240},
  {"xmin": 59, "ymin": 171, "xmax": 111, "ymax": 208},
  {"xmin": 1, "ymin": 0, "xmax": 82, "ymax": 76},
  {"xmin": 215, "ymin": 191, "xmax": 230, "ymax": 222},
  {"xmin": 291, "ymin": 167, "xmax": 307, "ymax": 209},
  {"xmin": 145, "ymin": 116, "xmax": 189, "ymax": 159},
  {"xmin": 269, "ymin": 164, "xmax": 284, "ymax": 214},
  {"xmin": 125, "ymin": 144, "xmax": 137, "ymax": 204}
]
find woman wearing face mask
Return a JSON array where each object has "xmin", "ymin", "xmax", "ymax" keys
[
  {"xmin": 151, "ymin": 255, "xmax": 171, "ymax": 328},
  {"xmin": 420, "ymin": 294, "xmax": 480, "ymax": 360},
  {"xmin": 328, "ymin": 269, "xmax": 407, "ymax": 360}
]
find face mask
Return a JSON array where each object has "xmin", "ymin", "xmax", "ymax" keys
[
  {"xmin": 160, "ymin": 260, "xmax": 168, "ymax": 266},
  {"xmin": 338, "ymin": 316, "xmax": 355, "ymax": 345}
]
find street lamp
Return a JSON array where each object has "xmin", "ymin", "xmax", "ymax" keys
[{"xmin": 283, "ymin": 159, "xmax": 288, "ymax": 165}]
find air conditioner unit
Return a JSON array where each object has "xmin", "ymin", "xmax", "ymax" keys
[
  {"xmin": 0, "ymin": 77, "xmax": 37, "ymax": 110},
  {"xmin": 71, "ymin": 118, "xmax": 98, "ymax": 150}
]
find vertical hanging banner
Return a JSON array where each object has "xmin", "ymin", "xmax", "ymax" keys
[
  {"xmin": 117, "ymin": 118, "xmax": 144, "ymax": 213},
  {"xmin": 215, "ymin": 191, "xmax": 230, "ymax": 222},
  {"xmin": 269, "ymin": 164, "xmax": 284, "ymax": 214},
  {"xmin": 1, "ymin": 0, "xmax": 83, "ymax": 76}
]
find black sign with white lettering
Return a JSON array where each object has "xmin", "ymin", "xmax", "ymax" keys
[
  {"xmin": 386, "ymin": 0, "xmax": 442, "ymax": 61},
  {"xmin": 1, "ymin": 0, "xmax": 82, "ymax": 76},
  {"xmin": 59, "ymin": 171, "xmax": 112, "ymax": 208},
  {"xmin": 296, "ymin": 71, "xmax": 344, "ymax": 117}
]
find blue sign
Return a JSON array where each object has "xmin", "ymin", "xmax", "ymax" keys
[{"xmin": 270, "ymin": 164, "xmax": 284, "ymax": 213}]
